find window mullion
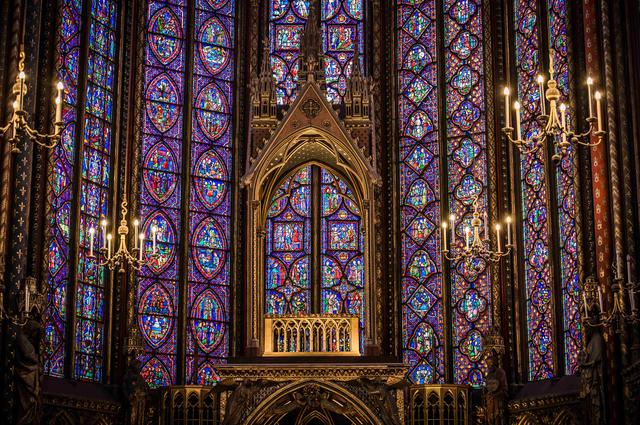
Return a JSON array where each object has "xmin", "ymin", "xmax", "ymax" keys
[
  {"xmin": 64, "ymin": 0, "xmax": 93, "ymax": 380},
  {"xmin": 176, "ymin": 0, "xmax": 198, "ymax": 385},
  {"xmin": 312, "ymin": 165, "xmax": 322, "ymax": 314}
]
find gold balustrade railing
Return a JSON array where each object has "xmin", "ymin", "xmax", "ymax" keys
[{"xmin": 263, "ymin": 314, "xmax": 360, "ymax": 356}]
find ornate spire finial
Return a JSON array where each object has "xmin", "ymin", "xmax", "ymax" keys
[
  {"xmin": 299, "ymin": 0, "xmax": 324, "ymax": 84},
  {"xmin": 251, "ymin": 35, "xmax": 277, "ymax": 120},
  {"xmin": 351, "ymin": 32, "xmax": 362, "ymax": 78},
  {"xmin": 344, "ymin": 32, "xmax": 369, "ymax": 119},
  {"xmin": 260, "ymin": 38, "xmax": 271, "ymax": 78}
]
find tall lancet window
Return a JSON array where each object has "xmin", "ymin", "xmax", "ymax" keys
[
  {"xmin": 138, "ymin": 0, "xmax": 236, "ymax": 387},
  {"xmin": 45, "ymin": 0, "xmax": 120, "ymax": 382},
  {"xmin": 398, "ymin": 0, "xmax": 490, "ymax": 386},
  {"xmin": 269, "ymin": 0, "xmax": 364, "ymax": 104},
  {"xmin": 265, "ymin": 166, "xmax": 365, "ymax": 342},
  {"xmin": 514, "ymin": 0, "xmax": 581, "ymax": 380}
]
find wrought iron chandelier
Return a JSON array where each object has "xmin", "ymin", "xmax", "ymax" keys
[
  {"xmin": 502, "ymin": 49, "xmax": 606, "ymax": 162},
  {"xmin": 0, "ymin": 51, "xmax": 64, "ymax": 153},
  {"xmin": 440, "ymin": 196, "xmax": 513, "ymax": 264}
]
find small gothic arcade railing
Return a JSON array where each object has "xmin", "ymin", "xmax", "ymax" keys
[
  {"xmin": 410, "ymin": 384, "xmax": 470, "ymax": 425},
  {"xmin": 264, "ymin": 314, "xmax": 360, "ymax": 356}
]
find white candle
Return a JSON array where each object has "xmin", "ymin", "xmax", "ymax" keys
[
  {"xmin": 89, "ymin": 227, "xmax": 95, "ymax": 257},
  {"xmin": 503, "ymin": 87, "xmax": 511, "ymax": 128},
  {"xmin": 483, "ymin": 211, "xmax": 489, "ymax": 240},
  {"xmin": 514, "ymin": 101, "xmax": 522, "ymax": 141},
  {"xmin": 55, "ymin": 96, "xmax": 62, "ymax": 123},
  {"xmin": 55, "ymin": 81, "xmax": 64, "ymax": 123},
  {"xmin": 537, "ymin": 75, "xmax": 546, "ymax": 115},
  {"xmin": 617, "ymin": 251, "xmax": 623, "ymax": 280},
  {"xmin": 595, "ymin": 91, "xmax": 603, "ymax": 132},
  {"xmin": 25, "ymin": 285, "xmax": 30, "ymax": 314},
  {"xmin": 583, "ymin": 292, "xmax": 589, "ymax": 318},
  {"xmin": 586, "ymin": 77, "xmax": 594, "ymax": 118},
  {"xmin": 597, "ymin": 286, "xmax": 604, "ymax": 312},
  {"xmin": 506, "ymin": 216, "xmax": 512, "ymax": 246},
  {"xmin": 630, "ymin": 287, "xmax": 636, "ymax": 311},
  {"xmin": 139, "ymin": 233, "xmax": 145, "ymax": 261},
  {"xmin": 560, "ymin": 103, "xmax": 567, "ymax": 144},
  {"xmin": 107, "ymin": 233, "xmax": 113, "ymax": 258},
  {"xmin": 11, "ymin": 100, "xmax": 18, "ymax": 139},
  {"xmin": 495, "ymin": 224, "xmax": 502, "ymax": 253},
  {"xmin": 101, "ymin": 218, "xmax": 107, "ymax": 248},
  {"xmin": 441, "ymin": 222, "xmax": 448, "ymax": 251},
  {"xmin": 18, "ymin": 71, "xmax": 25, "ymax": 110},
  {"xmin": 134, "ymin": 219, "xmax": 139, "ymax": 249},
  {"xmin": 449, "ymin": 214, "xmax": 456, "ymax": 245},
  {"xmin": 465, "ymin": 226, "xmax": 471, "ymax": 250},
  {"xmin": 627, "ymin": 254, "xmax": 633, "ymax": 284}
]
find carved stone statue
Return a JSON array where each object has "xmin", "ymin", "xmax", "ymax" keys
[
  {"xmin": 15, "ymin": 317, "xmax": 42, "ymax": 424},
  {"xmin": 221, "ymin": 379, "xmax": 275, "ymax": 425},
  {"xmin": 349, "ymin": 377, "xmax": 406, "ymax": 425},
  {"xmin": 122, "ymin": 357, "xmax": 148, "ymax": 425},
  {"xmin": 484, "ymin": 351, "xmax": 508, "ymax": 425},
  {"xmin": 579, "ymin": 313, "xmax": 606, "ymax": 425}
]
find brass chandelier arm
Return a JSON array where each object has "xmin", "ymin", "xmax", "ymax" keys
[{"xmin": 502, "ymin": 49, "xmax": 607, "ymax": 162}]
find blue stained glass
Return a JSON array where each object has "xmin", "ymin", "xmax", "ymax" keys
[
  {"xmin": 139, "ymin": 0, "xmax": 188, "ymax": 387},
  {"xmin": 269, "ymin": 0, "xmax": 363, "ymax": 104},
  {"xmin": 185, "ymin": 0, "xmax": 235, "ymax": 385},
  {"xmin": 547, "ymin": 0, "xmax": 581, "ymax": 375},
  {"xmin": 514, "ymin": 0, "xmax": 560, "ymax": 380},
  {"xmin": 399, "ymin": 0, "xmax": 444, "ymax": 384},
  {"xmin": 265, "ymin": 167, "xmax": 312, "ymax": 315}
]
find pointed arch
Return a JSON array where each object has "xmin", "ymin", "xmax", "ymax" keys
[
  {"xmin": 242, "ymin": 82, "xmax": 378, "ymax": 355},
  {"xmin": 244, "ymin": 380, "xmax": 382, "ymax": 425}
]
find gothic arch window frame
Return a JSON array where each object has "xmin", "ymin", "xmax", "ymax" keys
[
  {"xmin": 263, "ymin": 162, "xmax": 365, "ymax": 322},
  {"xmin": 242, "ymin": 89, "xmax": 380, "ymax": 354}
]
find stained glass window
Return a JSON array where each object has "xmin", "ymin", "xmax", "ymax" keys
[
  {"xmin": 320, "ymin": 169, "xmax": 364, "ymax": 324},
  {"xmin": 45, "ymin": 0, "xmax": 84, "ymax": 378},
  {"xmin": 138, "ymin": 0, "xmax": 236, "ymax": 387},
  {"xmin": 138, "ymin": 0, "xmax": 187, "ymax": 387},
  {"xmin": 265, "ymin": 166, "xmax": 365, "ymax": 340},
  {"xmin": 399, "ymin": 0, "xmax": 490, "ymax": 386},
  {"xmin": 321, "ymin": 0, "xmax": 364, "ymax": 103},
  {"xmin": 514, "ymin": 0, "xmax": 556, "ymax": 381},
  {"xmin": 74, "ymin": 0, "xmax": 118, "ymax": 381},
  {"xmin": 266, "ymin": 167, "xmax": 312, "ymax": 314},
  {"xmin": 444, "ymin": 0, "xmax": 490, "ymax": 387},
  {"xmin": 513, "ymin": 0, "xmax": 581, "ymax": 379},
  {"xmin": 45, "ymin": 0, "xmax": 119, "ymax": 382},
  {"xmin": 398, "ymin": 0, "xmax": 444, "ymax": 385},
  {"xmin": 269, "ymin": 0, "xmax": 363, "ymax": 104},
  {"xmin": 548, "ymin": 0, "xmax": 581, "ymax": 375}
]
